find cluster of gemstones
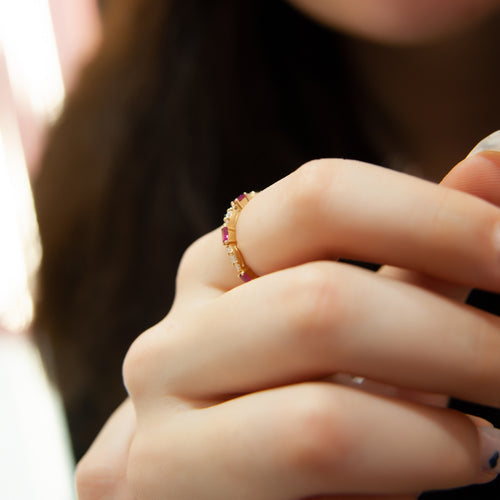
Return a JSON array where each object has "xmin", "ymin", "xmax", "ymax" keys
[{"xmin": 221, "ymin": 192, "xmax": 257, "ymax": 283}]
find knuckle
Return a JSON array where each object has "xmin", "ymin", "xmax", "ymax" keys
[
  {"xmin": 427, "ymin": 189, "xmax": 453, "ymax": 236},
  {"xmin": 288, "ymin": 159, "xmax": 345, "ymax": 221},
  {"xmin": 176, "ymin": 235, "xmax": 204, "ymax": 284},
  {"xmin": 466, "ymin": 319, "xmax": 500, "ymax": 404},
  {"xmin": 283, "ymin": 264, "xmax": 345, "ymax": 350},
  {"xmin": 127, "ymin": 433, "xmax": 175, "ymax": 498},
  {"xmin": 122, "ymin": 327, "xmax": 163, "ymax": 398},
  {"xmin": 278, "ymin": 385, "xmax": 352, "ymax": 477},
  {"xmin": 122, "ymin": 317, "xmax": 181, "ymax": 400},
  {"xmin": 126, "ymin": 436, "xmax": 149, "ymax": 494},
  {"xmin": 75, "ymin": 457, "xmax": 119, "ymax": 500},
  {"xmin": 122, "ymin": 334, "xmax": 152, "ymax": 398}
]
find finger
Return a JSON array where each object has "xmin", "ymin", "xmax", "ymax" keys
[
  {"xmin": 125, "ymin": 262, "xmax": 500, "ymax": 408},
  {"xmin": 443, "ymin": 150, "xmax": 500, "ymax": 205},
  {"xmin": 380, "ymin": 149, "xmax": 500, "ymax": 301},
  {"xmin": 76, "ymin": 399, "xmax": 136, "ymax": 500},
  {"xmin": 328, "ymin": 374, "xmax": 449, "ymax": 408},
  {"xmin": 128, "ymin": 383, "xmax": 498, "ymax": 499},
  {"xmin": 177, "ymin": 158, "xmax": 500, "ymax": 297}
]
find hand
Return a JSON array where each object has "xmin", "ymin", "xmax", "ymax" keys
[
  {"xmin": 76, "ymin": 399, "xmax": 136, "ymax": 500},
  {"xmin": 77, "ymin": 150, "xmax": 500, "ymax": 499}
]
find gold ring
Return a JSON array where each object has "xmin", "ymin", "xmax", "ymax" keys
[{"xmin": 221, "ymin": 192, "xmax": 258, "ymax": 282}]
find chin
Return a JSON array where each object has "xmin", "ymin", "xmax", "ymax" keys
[{"xmin": 287, "ymin": 0, "xmax": 500, "ymax": 45}]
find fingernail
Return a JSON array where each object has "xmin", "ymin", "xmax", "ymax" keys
[
  {"xmin": 479, "ymin": 426, "xmax": 500, "ymax": 474},
  {"xmin": 467, "ymin": 130, "xmax": 500, "ymax": 157}
]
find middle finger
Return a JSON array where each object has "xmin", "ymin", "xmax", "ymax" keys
[{"xmin": 129, "ymin": 261, "xmax": 500, "ymax": 408}]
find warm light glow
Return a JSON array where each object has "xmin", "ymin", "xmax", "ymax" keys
[
  {"xmin": 0, "ymin": 2, "xmax": 90, "ymax": 498},
  {"xmin": 0, "ymin": 129, "xmax": 39, "ymax": 332},
  {"xmin": 0, "ymin": 0, "xmax": 64, "ymax": 331},
  {"xmin": 0, "ymin": 0, "xmax": 65, "ymax": 121}
]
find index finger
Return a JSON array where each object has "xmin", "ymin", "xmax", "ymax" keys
[{"xmin": 177, "ymin": 156, "xmax": 500, "ymax": 297}]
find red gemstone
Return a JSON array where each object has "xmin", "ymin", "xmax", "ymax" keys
[
  {"xmin": 221, "ymin": 226, "xmax": 229, "ymax": 243},
  {"xmin": 240, "ymin": 272, "xmax": 252, "ymax": 282},
  {"xmin": 237, "ymin": 193, "xmax": 246, "ymax": 202}
]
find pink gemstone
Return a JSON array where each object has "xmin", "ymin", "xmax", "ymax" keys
[
  {"xmin": 240, "ymin": 272, "xmax": 252, "ymax": 282},
  {"xmin": 221, "ymin": 226, "xmax": 229, "ymax": 243},
  {"xmin": 237, "ymin": 193, "xmax": 246, "ymax": 202}
]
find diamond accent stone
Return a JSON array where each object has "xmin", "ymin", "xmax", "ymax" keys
[
  {"xmin": 351, "ymin": 376, "xmax": 365, "ymax": 385},
  {"xmin": 222, "ymin": 192, "xmax": 258, "ymax": 283}
]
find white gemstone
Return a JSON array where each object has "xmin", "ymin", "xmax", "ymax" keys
[{"xmin": 351, "ymin": 376, "xmax": 365, "ymax": 385}]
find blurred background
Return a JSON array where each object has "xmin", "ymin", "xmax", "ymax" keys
[{"xmin": 0, "ymin": 0, "xmax": 100, "ymax": 498}]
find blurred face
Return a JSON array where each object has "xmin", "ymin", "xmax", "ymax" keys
[{"xmin": 286, "ymin": 0, "xmax": 500, "ymax": 44}]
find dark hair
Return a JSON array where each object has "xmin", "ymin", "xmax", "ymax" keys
[{"xmin": 34, "ymin": 0, "xmax": 382, "ymax": 459}]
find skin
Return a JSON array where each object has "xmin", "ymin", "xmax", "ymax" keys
[
  {"xmin": 77, "ymin": 151, "xmax": 500, "ymax": 499},
  {"xmin": 290, "ymin": 0, "xmax": 500, "ymax": 181},
  {"xmin": 286, "ymin": 0, "xmax": 500, "ymax": 45},
  {"xmin": 76, "ymin": 2, "xmax": 500, "ymax": 498}
]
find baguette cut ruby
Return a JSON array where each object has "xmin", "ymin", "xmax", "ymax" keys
[
  {"xmin": 240, "ymin": 272, "xmax": 252, "ymax": 282},
  {"xmin": 221, "ymin": 226, "xmax": 229, "ymax": 243},
  {"xmin": 237, "ymin": 193, "xmax": 246, "ymax": 202}
]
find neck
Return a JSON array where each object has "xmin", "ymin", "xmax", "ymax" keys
[{"xmin": 342, "ymin": 13, "xmax": 500, "ymax": 181}]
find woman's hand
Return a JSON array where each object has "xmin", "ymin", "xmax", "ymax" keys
[{"xmin": 77, "ymin": 150, "xmax": 500, "ymax": 499}]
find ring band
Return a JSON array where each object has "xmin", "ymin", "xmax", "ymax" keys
[{"xmin": 221, "ymin": 192, "xmax": 258, "ymax": 282}]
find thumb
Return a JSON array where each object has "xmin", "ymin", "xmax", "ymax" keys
[
  {"xmin": 442, "ymin": 130, "xmax": 500, "ymax": 204},
  {"xmin": 379, "ymin": 131, "xmax": 500, "ymax": 301}
]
